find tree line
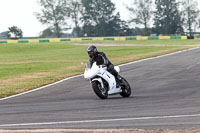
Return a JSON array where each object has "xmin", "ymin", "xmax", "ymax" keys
[
  {"xmin": 5, "ymin": 0, "xmax": 199, "ymax": 39},
  {"xmin": 36, "ymin": 0, "xmax": 131, "ymax": 37},
  {"xmin": 36, "ymin": 0, "xmax": 200, "ymax": 38}
]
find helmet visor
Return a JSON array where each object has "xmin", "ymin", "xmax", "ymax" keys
[{"xmin": 88, "ymin": 50, "xmax": 94, "ymax": 57}]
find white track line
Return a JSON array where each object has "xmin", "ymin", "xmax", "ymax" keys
[
  {"xmin": 119, "ymin": 47, "xmax": 200, "ymax": 67},
  {"xmin": 0, "ymin": 75, "xmax": 82, "ymax": 101},
  {"xmin": 0, "ymin": 113, "xmax": 200, "ymax": 127},
  {"xmin": 0, "ymin": 47, "xmax": 200, "ymax": 101}
]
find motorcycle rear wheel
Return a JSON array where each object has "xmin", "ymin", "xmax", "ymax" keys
[
  {"xmin": 92, "ymin": 81, "xmax": 108, "ymax": 99},
  {"xmin": 120, "ymin": 77, "xmax": 131, "ymax": 97}
]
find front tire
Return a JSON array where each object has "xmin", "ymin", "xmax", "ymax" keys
[
  {"xmin": 120, "ymin": 77, "xmax": 131, "ymax": 97},
  {"xmin": 92, "ymin": 81, "xmax": 108, "ymax": 99}
]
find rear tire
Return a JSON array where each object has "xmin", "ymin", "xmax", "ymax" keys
[
  {"xmin": 120, "ymin": 77, "xmax": 131, "ymax": 97},
  {"xmin": 92, "ymin": 81, "xmax": 108, "ymax": 99}
]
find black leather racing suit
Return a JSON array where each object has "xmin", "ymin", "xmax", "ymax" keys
[{"xmin": 89, "ymin": 51, "xmax": 119, "ymax": 79}]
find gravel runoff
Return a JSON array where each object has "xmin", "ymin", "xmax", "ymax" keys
[{"xmin": 0, "ymin": 129, "xmax": 200, "ymax": 133}]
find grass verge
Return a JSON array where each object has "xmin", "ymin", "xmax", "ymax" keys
[
  {"xmin": 69, "ymin": 39, "xmax": 200, "ymax": 45},
  {"xmin": 0, "ymin": 40, "xmax": 197, "ymax": 98}
]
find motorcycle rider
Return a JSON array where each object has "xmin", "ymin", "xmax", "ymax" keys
[{"xmin": 87, "ymin": 45, "xmax": 123, "ymax": 87}]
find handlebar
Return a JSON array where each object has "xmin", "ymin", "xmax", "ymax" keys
[{"xmin": 99, "ymin": 65, "xmax": 107, "ymax": 68}]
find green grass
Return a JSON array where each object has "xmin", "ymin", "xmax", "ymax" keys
[
  {"xmin": 70, "ymin": 39, "xmax": 200, "ymax": 45},
  {"xmin": 0, "ymin": 40, "xmax": 198, "ymax": 98}
]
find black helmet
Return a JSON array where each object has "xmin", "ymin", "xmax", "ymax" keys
[{"xmin": 87, "ymin": 45, "xmax": 98, "ymax": 58}]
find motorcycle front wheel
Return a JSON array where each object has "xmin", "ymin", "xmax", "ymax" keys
[
  {"xmin": 120, "ymin": 77, "xmax": 131, "ymax": 97},
  {"xmin": 92, "ymin": 81, "xmax": 108, "ymax": 99}
]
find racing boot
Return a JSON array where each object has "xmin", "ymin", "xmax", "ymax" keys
[
  {"xmin": 116, "ymin": 75, "xmax": 125, "ymax": 86},
  {"xmin": 112, "ymin": 70, "xmax": 124, "ymax": 87}
]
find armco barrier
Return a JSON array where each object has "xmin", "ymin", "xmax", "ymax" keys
[
  {"xmin": 126, "ymin": 37, "xmax": 137, "ymax": 40},
  {"xmin": 0, "ymin": 36, "xmax": 187, "ymax": 44},
  {"xmin": 49, "ymin": 39, "xmax": 60, "ymax": 42},
  {"xmin": 136, "ymin": 36, "xmax": 148, "ymax": 40},
  {"xmin": 0, "ymin": 41, "xmax": 7, "ymax": 43},
  {"xmin": 82, "ymin": 38, "xmax": 93, "ymax": 40},
  {"xmin": 60, "ymin": 38, "xmax": 71, "ymax": 42},
  {"xmin": 39, "ymin": 39, "xmax": 49, "ymax": 43},
  {"xmin": 159, "ymin": 36, "xmax": 171, "ymax": 40},
  {"xmin": 181, "ymin": 36, "xmax": 187, "ymax": 40},
  {"xmin": 104, "ymin": 38, "xmax": 114, "ymax": 40},
  {"xmin": 148, "ymin": 36, "xmax": 159, "ymax": 40},
  {"xmin": 18, "ymin": 40, "xmax": 29, "ymax": 43},
  {"xmin": 29, "ymin": 40, "xmax": 39, "ymax": 43},
  {"xmin": 170, "ymin": 36, "xmax": 181, "ymax": 39},
  {"xmin": 7, "ymin": 40, "xmax": 18, "ymax": 43}
]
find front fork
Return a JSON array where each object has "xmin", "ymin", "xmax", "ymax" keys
[
  {"xmin": 92, "ymin": 78, "xmax": 108, "ymax": 94},
  {"xmin": 92, "ymin": 78, "xmax": 104, "ymax": 89}
]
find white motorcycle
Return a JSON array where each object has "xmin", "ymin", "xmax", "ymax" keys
[{"xmin": 84, "ymin": 62, "xmax": 131, "ymax": 99}]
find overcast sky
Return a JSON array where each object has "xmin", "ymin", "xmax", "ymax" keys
[{"xmin": 0, "ymin": 0, "xmax": 199, "ymax": 37}]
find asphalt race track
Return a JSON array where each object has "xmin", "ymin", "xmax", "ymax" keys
[{"xmin": 1, "ymin": 47, "xmax": 200, "ymax": 129}]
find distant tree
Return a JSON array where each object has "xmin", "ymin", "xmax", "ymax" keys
[
  {"xmin": 7, "ymin": 26, "xmax": 23, "ymax": 39},
  {"xmin": 82, "ymin": 24, "xmax": 97, "ymax": 37},
  {"xmin": 107, "ymin": 13, "xmax": 131, "ymax": 36},
  {"xmin": 81, "ymin": 0, "xmax": 116, "ymax": 36},
  {"xmin": 127, "ymin": 0, "xmax": 153, "ymax": 35},
  {"xmin": 81, "ymin": 0, "xmax": 127, "ymax": 36},
  {"xmin": 130, "ymin": 27, "xmax": 148, "ymax": 36},
  {"xmin": 154, "ymin": 0, "xmax": 183, "ymax": 35},
  {"xmin": 39, "ymin": 27, "xmax": 55, "ymax": 37},
  {"xmin": 6, "ymin": 32, "xmax": 11, "ymax": 39},
  {"xmin": 68, "ymin": 0, "xmax": 82, "ymax": 37},
  {"xmin": 35, "ymin": 0, "xmax": 70, "ymax": 37},
  {"xmin": 181, "ymin": 0, "xmax": 200, "ymax": 37}
]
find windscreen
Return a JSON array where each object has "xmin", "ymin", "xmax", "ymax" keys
[{"xmin": 85, "ymin": 62, "xmax": 92, "ymax": 70}]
